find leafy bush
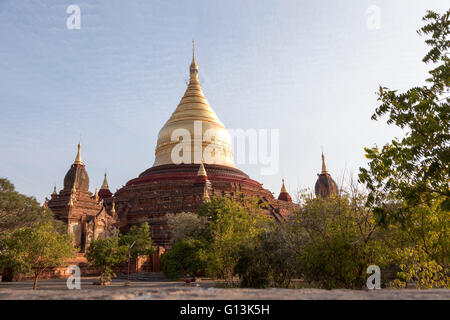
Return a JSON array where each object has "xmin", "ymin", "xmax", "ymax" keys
[
  {"xmin": 200, "ymin": 196, "xmax": 269, "ymax": 281},
  {"xmin": 358, "ymin": 9, "xmax": 449, "ymax": 289},
  {"xmin": 166, "ymin": 212, "xmax": 207, "ymax": 243},
  {"xmin": 235, "ymin": 222, "xmax": 302, "ymax": 288},
  {"xmin": 119, "ymin": 222, "xmax": 155, "ymax": 259},
  {"xmin": 0, "ymin": 222, "xmax": 76, "ymax": 289},
  {"xmin": 160, "ymin": 239, "xmax": 206, "ymax": 280},
  {"xmin": 390, "ymin": 247, "xmax": 449, "ymax": 289},
  {"xmin": 86, "ymin": 236, "xmax": 127, "ymax": 284},
  {"xmin": 295, "ymin": 190, "xmax": 381, "ymax": 289},
  {"xmin": 0, "ymin": 178, "xmax": 65, "ymax": 235},
  {"xmin": 235, "ymin": 244, "xmax": 271, "ymax": 288}
]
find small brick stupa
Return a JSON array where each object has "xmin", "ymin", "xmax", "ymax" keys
[{"xmin": 314, "ymin": 152, "xmax": 338, "ymax": 198}]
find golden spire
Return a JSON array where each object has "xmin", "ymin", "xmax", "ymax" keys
[
  {"xmin": 190, "ymin": 40, "xmax": 198, "ymax": 78},
  {"xmin": 321, "ymin": 152, "xmax": 328, "ymax": 174},
  {"xmin": 280, "ymin": 178, "xmax": 287, "ymax": 193},
  {"xmin": 101, "ymin": 172, "xmax": 109, "ymax": 190},
  {"xmin": 74, "ymin": 141, "xmax": 83, "ymax": 165},
  {"xmin": 197, "ymin": 162, "xmax": 207, "ymax": 177},
  {"xmin": 153, "ymin": 43, "xmax": 236, "ymax": 168},
  {"xmin": 111, "ymin": 200, "xmax": 116, "ymax": 214},
  {"xmin": 94, "ymin": 187, "xmax": 99, "ymax": 201},
  {"xmin": 52, "ymin": 186, "xmax": 57, "ymax": 196}
]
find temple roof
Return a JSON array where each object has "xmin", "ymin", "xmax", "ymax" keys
[
  {"xmin": 63, "ymin": 142, "xmax": 89, "ymax": 191},
  {"xmin": 314, "ymin": 153, "xmax": 338, "ymax": 198}
]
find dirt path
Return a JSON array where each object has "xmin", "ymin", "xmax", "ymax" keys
[{"xmin": 0, "ymin": 278, "xmax": 449, "ymax": 300}]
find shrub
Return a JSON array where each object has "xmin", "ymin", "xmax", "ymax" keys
[
  {"xmin": 166, "ymin": 212, "xmax": 207, "ymax": 243},
  {"xmin": 235, "ymin": 222, "xmax": 302, "ymax": 288},
  {"xmin": 235, "ymin": 244, "xmax": 271, "ymax": 288},
  {"xmin": 200, "ymin": 196, "xmax": 269, "ymax": 281},
  {"xmin": 119, "ymin": 222, "xmax": 155, "ymax": 259},
  {"xmin": 390, "ymin": 247, "xmax": 449, "ymax": 289},
  {"xmin": 160, "ymin": 239, "xmax": 206, "ymax": 280},
  {"xmin": 86, "ymin": 236, "xmax": 127, "ymax": 284},
  {"xmin": 295, "ymin": 190, "xmax": 380, "ymax": 289},
  {"xmin": 0, "ymin": 222, "xmax": 76, "ymax": 290}
]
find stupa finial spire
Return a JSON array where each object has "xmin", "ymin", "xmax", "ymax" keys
[
  {"xmin": 101, "ymin": 170, "xmax": 109, "ymax": 190},
  {"xmin": 74, "ymin": 140, "xmax": 83, "ymax": 165},
  {"xmin": 190, "ymin": 40, "xmax": 199, "ymax": 78},
  {"xmin": 281, "ymin": 178, "xmax": 287, "ymax": 193},
  {"xmin": 321, "ymin": 152, "xmax": 328, "ymax": 174},
  {"xmin": 197, "ymin": 161, "xmax": 207, "ymax": 177}
]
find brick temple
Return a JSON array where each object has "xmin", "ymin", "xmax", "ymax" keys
[{"xmin": 47, "ymin": 46, "xmax": 337, "ymax": 252}]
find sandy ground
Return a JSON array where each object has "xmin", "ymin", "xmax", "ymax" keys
[{"xmin": 0, "ymin": 278, "xmax": 449, "ymax": 300}]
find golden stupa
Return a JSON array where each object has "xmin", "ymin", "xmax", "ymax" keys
[{"xmin": 153, "ymin": 42, "xmax": 236, "ymax": 168}]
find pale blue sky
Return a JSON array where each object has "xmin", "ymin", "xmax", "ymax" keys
[{"xmin": 0, "ymin": 0, "xmax": 448, "ymax": 202}]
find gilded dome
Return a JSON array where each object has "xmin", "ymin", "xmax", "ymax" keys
[{"xmin": 153, "ymin": 45, "xmax": 236, "ymax": 168}]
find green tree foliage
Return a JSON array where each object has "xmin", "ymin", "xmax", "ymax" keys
[
  {"xmin": 359, "ymin": 10, "xmax": 450, "ymax": 219},
  {"xmin": 390, "ymin": 247, "xmax": 449, "ymax": 289},
  {"xmin": 160, "ymin": 239, "xmax": 207, "ymax": 280},
  {"xmin": 295, "ymin": 190, "xmax": 380, "ymax": 289},
  {"xmin": 374, "ymin": 198, "xmax": 449, "ymax": 289},
  {"xmin": 379, "ymin": 199, "xmax": 449, "ymax": 266},
  {"xmin": 358, "ymin": 10, "xmax": 449, "ymax": 288},
  {"xmin": 119, "ymin": 222, "xmax": 155, "ymax": 259},
  {"xmin": 86, "ymin": 236, "xmax": 127, "ymax": 285},
  {"xmin": 0, "ymin": 222, "xmax": 76, "ymax": 290},
  {"xmin": 161, "ymin": 196, "xmax": 269, "ymax": 283},
  {"xmin": 0, "ymin": 178, "xmax": 64, "ymax": 235},
  {"xmin": 235, "ymin": 221, "xmax": 302, "ymax": 288},
  {"xmin": 166, "ymin": 212, "xmax": 207, "ymax": 243},
  {"xmin": 199, "ymin": 196, "xmax": 269, "ymax": 281}
]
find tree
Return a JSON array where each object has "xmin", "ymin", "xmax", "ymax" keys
[
  {"xmin": 359, "ymin": 9, "xmax": 450, "ymax": 221},
  {"xmin": 119, "ymin": 222, "xmax": 155, "ymax": 259},
  {"xmin": 0, "ymin": 178, "xmax": 64, "ymax": 235},
  {"xmin": 0, "ymin": 222, "xmax": 76, "ymax": 290},
  {"xmin": 166, "ymin": 212, "xmax": 207, "ymax": 243},
  {"xmin": 358, "ymin": 10, "xmax": 449, "ymax": 288},
  {"xmin": 161, "ymin": 196, "xmax": 269, "ymax": 283},
  {"xmin": 376, "ymin": 198, "xmax": 450, "ymax": 289},
  {"xmin": 160, "ymin": 239, "xmax": 207, "ymax": 280},
  {"xmin": 198, "ymin": 196, "xmax": 269, "ymax": 282},
  {"xmin": 295, "ymin": 189, "xmax": 381, "ymax": 289},
  {"xmin": 86, "ymin": 236, "xmax": 127, "ymax": 285},
  {"xmin": 235, "ymin": 221, "xmax": 302, "ymax": 288}
]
